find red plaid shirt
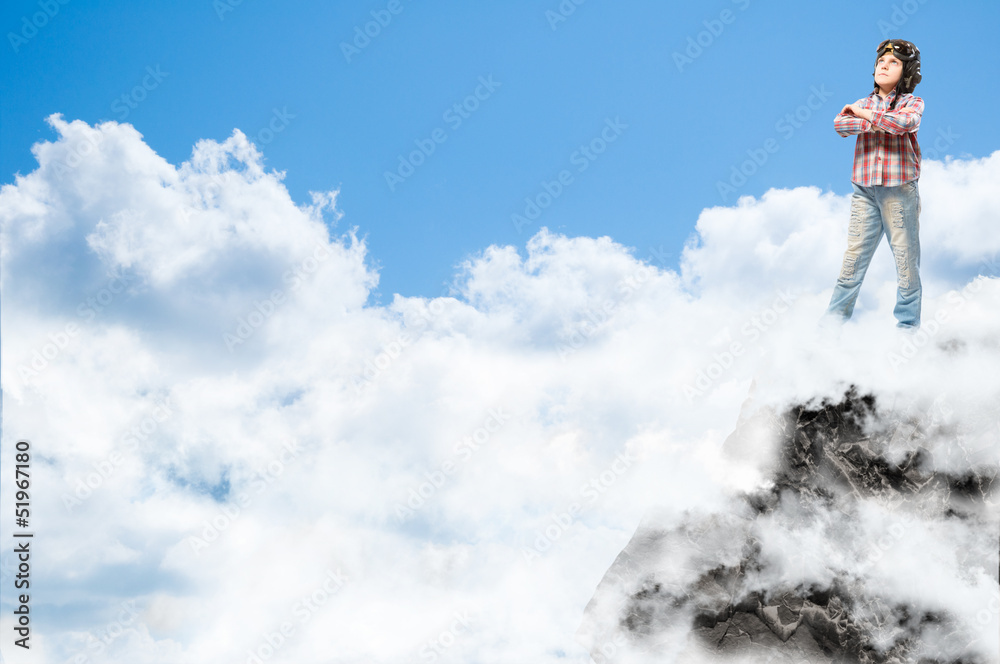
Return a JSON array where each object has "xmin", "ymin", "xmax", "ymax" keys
[{"xmin": 834, "ymin": 90, "xmax": 923, "ymax": 187}]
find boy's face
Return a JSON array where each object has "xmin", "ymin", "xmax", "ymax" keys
[{"xmin": 874, "ymin": 52, "xmax": 903, "ymax": 90}]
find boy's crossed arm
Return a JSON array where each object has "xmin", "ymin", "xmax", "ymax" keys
[
  {"xmin": 840, "ymin": 103, "xmax": 874, "ymax": 121},
  {"xmin": 835, "ymin": 98, "xmax": 923, "ymax": 136}
]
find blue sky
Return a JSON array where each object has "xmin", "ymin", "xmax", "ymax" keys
[
  {"xmin": 4, "ymin": 3, "xmax": 1000, "ymax": 661},
  {"xmin": 2, "ymin": 0, "xmax": 998, "ymax": 300}
]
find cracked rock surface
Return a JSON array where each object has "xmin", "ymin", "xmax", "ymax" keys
[{"xmin": 578, "ymin": 389, "xmax": 1000, "ymax": 664}]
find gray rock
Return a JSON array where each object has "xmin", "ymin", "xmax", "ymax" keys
[{"xmin": 578, "ymin": 389, "xmax": 1000, "ymax": 664}]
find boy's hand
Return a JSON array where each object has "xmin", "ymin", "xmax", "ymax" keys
[{"xmin": 839, "ymin": 104, "xmax": 872, "ymax": 121}]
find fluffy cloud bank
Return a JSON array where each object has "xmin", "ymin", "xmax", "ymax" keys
[{"xmin": 1, "ymin": 116, "xmax": 997, "ymax": 663}]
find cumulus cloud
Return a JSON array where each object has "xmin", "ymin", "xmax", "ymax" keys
[
  {"xmin": 0, "ymin": 116, "xmax": 997, "ymax": 663},
  {"xmin": 681, "ymin": 150, "xmax": 1000, "ymax": 302}
]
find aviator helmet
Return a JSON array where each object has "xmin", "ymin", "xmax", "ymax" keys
[{"xmin": 874, "ymin": 39, "xmax": 921, "ymax": 109}]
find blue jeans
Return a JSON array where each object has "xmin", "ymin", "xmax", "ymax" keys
[{"xmin": 826, "ymin": 181, "xmax": 922, "ymax": 328}]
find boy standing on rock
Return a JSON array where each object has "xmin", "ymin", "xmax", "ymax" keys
[{"xmin": 826, "ymin": 39, "xmax": 924, "ymax": 329}]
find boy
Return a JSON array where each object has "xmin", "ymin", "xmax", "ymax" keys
[{"xmin": 825, "ymin": 39, "xmax": 924, "ymax": 329}]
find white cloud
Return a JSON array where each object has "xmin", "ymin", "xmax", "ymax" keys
[
  {"xmin": 0, "ymin": 118, "xmax": 997, "ymax": 663},
  {"xmin": 920, "ymin": 153, "xmax": 1000, "ymax": 265}
]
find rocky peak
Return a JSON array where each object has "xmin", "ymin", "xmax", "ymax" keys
[{"xmin": 578, "ymin": 389, "xmax": 1000, "ymax": 663}]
